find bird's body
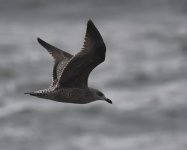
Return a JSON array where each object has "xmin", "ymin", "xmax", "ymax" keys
[
  {"xmin": 25, "ymin": 20, "xmax": 112, "ymax": 104},
  {"xmin": 27, "ymin": 88, "xmax": 101, "ymax": 104}
]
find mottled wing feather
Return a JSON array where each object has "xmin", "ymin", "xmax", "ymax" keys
[
  {"xmin": 37, "ymin": 38, "xmax": 73, "ymax": 87},
  {"xmin": 58, "ymin": 20, "xmax": 106, "ymax": 88}
]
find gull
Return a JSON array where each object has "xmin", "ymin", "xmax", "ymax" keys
[{"xmin": 25, "ymin": 20, "xmax": 112, "ymax": 104}]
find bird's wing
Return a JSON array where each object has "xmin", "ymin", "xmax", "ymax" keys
[
  {"xmin": 37, "ymin": 38, "xmax": 73, "ymax": 87},
  {"xmin": 58, "ymin": 19, "xmax": 106, "ymax": 88}
]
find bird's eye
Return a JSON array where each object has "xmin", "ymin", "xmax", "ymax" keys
[{"xmin": 98, "ymin": 91, "xmax": 103, "ymax": 97}]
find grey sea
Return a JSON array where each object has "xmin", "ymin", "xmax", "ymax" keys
[{"xmin": 1, "ymin": 0, "xmax": 187, "ymax": 149}]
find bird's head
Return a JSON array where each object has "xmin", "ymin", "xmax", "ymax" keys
[{"xmin": 91, "ymin": 89, "xmax": 112, "ymax": 104}]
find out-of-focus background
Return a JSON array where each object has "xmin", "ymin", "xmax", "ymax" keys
[{"xmin": 1, "ymin": 0, "xmax": 187, "ymax": 149}]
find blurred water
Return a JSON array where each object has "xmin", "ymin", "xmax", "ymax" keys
[{"xmin": 1, "ymin": 0, "xmax": 187, "ymax": 150}]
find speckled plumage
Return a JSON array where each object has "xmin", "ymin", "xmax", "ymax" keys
[{"xmin": 25, "ymin": 20, "xmax": 112, "ymax": 104}]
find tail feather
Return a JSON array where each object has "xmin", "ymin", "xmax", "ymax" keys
[
  {"xmin": 24, "ymin": 92, "xmax": 32, "ymax": 94},
  {"xmin": 24, "ymin": 92, "xmax": 36, "ymax": 96},
  {"xmin": 24, "ymin": 89, "xmax": 49, "ymax": 97}
]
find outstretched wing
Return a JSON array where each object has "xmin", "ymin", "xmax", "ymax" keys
[
  {"xmin": 37, "ymin": 38, "xmax": 73, "ymax": 87},
  {"xmin": 58, "ymin": 19, "xmax": 106, "ymax": 88}
]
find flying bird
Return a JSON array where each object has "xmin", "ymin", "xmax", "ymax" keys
[{"xmin": 25, "ymin": 20, "xmax": 112, "ymax": 104}]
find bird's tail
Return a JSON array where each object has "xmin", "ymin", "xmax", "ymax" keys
[
  {"xmin": 24, "ymin": 91, "xmax": 35, "ymax": 96},
  {"xmin": 24, "ymin": 89, "xmax": 49, "ymax": 97}
]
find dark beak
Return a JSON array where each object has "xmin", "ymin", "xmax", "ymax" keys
[{"xmin": 105, "ymin": 98, "xmax": 112, "ymax": 104}]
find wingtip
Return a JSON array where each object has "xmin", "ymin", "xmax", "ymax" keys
[
  {"xmin": 37, "ymin": 37, "xmax": 43, "ymax": 43},
  {"xmin": 87, "ymin": 19, "xmax": 99, "ymax": 33},
  {"xmin": 87, "ymin": 19, "xmax": 94, "ymax": 26},
  {"xmin": 86, "ymin": 19, "xmax": 104, "ymax": 44},
  {"xmin": 37, "ymin": 37, "xmax": 50, "ymax": 49},
  {"xmin": 88, "ymin": 18, "xmax": 92, "ymax": 22}
]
